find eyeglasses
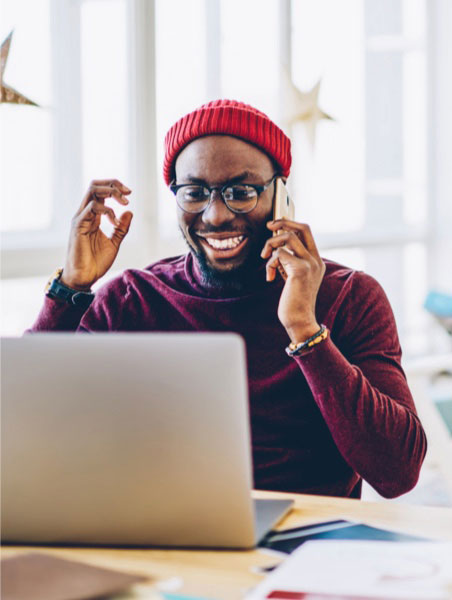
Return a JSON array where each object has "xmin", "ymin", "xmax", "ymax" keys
[{"xmin": 169, "ymin": 175, "xmax": 277, "ymax": 214}]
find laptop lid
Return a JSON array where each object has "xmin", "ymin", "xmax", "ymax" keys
[{"xmin": 1, "ymin": 333, "xmax": 261, "ymax": 548}]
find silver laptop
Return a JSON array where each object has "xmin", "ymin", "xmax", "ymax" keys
[{"xmin": 1, "ymin": 333, "xmax": 292, "ymax": 548}]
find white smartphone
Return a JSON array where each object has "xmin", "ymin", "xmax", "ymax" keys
[
  {"xmin": 273, "ymin": 178, "xmax": 294, "ymax": 222},
  {"xmin": 272, "ymin": 178, "xmax": 294, "ymax": 280}
]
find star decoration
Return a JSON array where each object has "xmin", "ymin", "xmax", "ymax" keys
[
  {"xmin": 1, "ymin": 30, "xmax": 39, "ymax": 106},
  {"xmin": 282, "ymin": 71, "xmax": 333, "ymax": 148}
]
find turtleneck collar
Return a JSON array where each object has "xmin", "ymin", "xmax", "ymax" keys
[{"xmin": 184, "ymin": 252, "xmax": 283, "ymax": 299}]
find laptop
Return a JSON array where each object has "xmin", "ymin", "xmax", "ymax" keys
[{"xmin": 1, "ymin": 333, "xmax": 292, "ymax": 548}]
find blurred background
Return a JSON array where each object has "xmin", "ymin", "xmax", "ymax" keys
[{"xmin": 1, "ymin": 0, "xmax": 451, "ymax": 503}]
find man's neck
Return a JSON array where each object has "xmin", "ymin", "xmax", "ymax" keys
[{"xmin": 191, "ymin": 252, "xmax": 271, "ymax": 297}]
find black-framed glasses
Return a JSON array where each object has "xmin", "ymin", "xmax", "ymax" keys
[{"xmin": 169, "ymin": 175, "xmax": 277, "ymax": 214}]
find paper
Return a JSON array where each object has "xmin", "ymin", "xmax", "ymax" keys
[
  {"xmin": 259, "ymin": 520, "xmax": 426, "ymax": 555},
  {"xmin": 1, "ymin": 552, "xmax": 148, "ymax": 600},
  {"xmin": 247, "ymin": 541, "xmax": 452, "ymax": 600}
]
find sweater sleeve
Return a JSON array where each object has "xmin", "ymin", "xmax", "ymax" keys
[
  {"xmin": 26, "ymin": 275, "xmax": 131, "ymax": 333},
  {"xmin": 26, "ymin": 296, "xmax": 89, "ymax": 332},
  {"xmin": 295, "ymin": 272, "xmax": 427, "ymax": 499}
]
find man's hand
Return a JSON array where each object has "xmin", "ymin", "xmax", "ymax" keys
[
  {"xmin": 261, "ymin": 219, "xmax": 326, "ymax": 343},
  {"xmin": 61, "ymin": 179, "xmax": 133, "ymax": 290}
]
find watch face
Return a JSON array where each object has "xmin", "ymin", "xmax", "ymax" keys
[{"xmin": 44, "ymin": 268, "xmax": 63, "ymax": 293}]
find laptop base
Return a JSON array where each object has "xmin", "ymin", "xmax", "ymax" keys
[{"xmin": 254, "ymin": 499, "xmax": 293, "ymax": 543}]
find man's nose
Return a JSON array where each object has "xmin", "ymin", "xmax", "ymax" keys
[{"xmin": 201, "ymin": 190, "xmax": 235, "ymax": 227}]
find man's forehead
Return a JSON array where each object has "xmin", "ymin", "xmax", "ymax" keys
[
  {"xmin": 175, "ymin": 135, "xmax": 275, "ymax": 181},
  {"xmin": 182, "ymin": 170, "xmax": 262, "ymax": 184}
]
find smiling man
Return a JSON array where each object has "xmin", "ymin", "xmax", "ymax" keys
[
  {"xmin": 31, "ymin": 99, "xmax": 427, "ymax": 499},
  {"xmin": 173, "ymin": 135, "xmax": 277, "ymax": 292}
]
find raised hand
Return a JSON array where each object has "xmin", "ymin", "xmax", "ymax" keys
[
  {"xmin": 61, "ymin": 179, "xmax": 133, "ymax": 290},
  {"xmin": 261, "ymin": 219, "xmax": 326, "ymax": 343}
]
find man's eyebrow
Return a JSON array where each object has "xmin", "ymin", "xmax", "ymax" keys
[{"xmin": 184, "ymin": 171, "xmax": 261, "ymax": 185}]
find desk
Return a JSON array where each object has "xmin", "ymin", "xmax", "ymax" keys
[{"xmin": 3, "ymin": 490, "xmax": 452, "ymax": 599}]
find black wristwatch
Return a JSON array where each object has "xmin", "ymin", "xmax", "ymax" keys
[{"xmin": 45, "ymin": 268, "xmax": 95, "ymax": 310}]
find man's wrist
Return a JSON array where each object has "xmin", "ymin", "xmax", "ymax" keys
[
  {"xmin": 45, "ymin": 269, "xmax": 95, "ymax": 310},
  {"xmin": 286, "ymin": 324, "xmax": 328, "ymax": 357},
  {"xmin": 60, "ymin": 276, "xmax": 93, "ymax": 293},
  {"xmin": 285, "ymin": 321, "xmax": 321, "ymax": 345}
]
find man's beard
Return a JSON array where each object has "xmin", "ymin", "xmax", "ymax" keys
[{"xmin": 181, "ymin": 223, "xmax": 272, "ymax": 294}]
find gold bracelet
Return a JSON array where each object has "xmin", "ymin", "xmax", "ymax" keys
[{"xmin": 286, "ymin": 326, "xmax": 328, "ymax": 357}]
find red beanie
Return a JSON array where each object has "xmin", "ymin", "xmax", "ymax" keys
[{"xmin": 163, "ymin": 99, "xmax": 291, "ymax": 185}]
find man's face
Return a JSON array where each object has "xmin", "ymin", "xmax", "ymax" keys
[{"xmin": 174, "ymin": 135, "xmax": 276, "ymax": 290}]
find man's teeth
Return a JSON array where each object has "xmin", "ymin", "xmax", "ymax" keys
[{"xmin": 205, "ymin": 235, "xmax": 244, "ymax": 250}]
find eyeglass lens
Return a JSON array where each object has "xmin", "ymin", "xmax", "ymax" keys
[{"xmin": 176, "ymin": 185, "xmax": 259, "ymax": 214}]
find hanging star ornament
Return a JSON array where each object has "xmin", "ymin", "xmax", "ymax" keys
[
  {"xmin": 282, "ymin": 71, "xmax": 333, "ymax": 148},
  {"xmin": 1, "ymin": 30, "xmax": 39, "ymax": 106}
]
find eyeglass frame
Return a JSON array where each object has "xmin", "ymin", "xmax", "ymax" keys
[{"xmin": 169, "ymin": 174, "xmax": 278, "ymax": 214}]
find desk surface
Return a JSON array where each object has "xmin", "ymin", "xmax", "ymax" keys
[{"xmin": 3, "ymin": 490, "xmax": 452, "ymax": 599}]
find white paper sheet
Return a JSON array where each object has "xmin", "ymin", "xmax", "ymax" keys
[{"xmin": 247, "ymin": 541, "xmax": 452, "ymax": 599}]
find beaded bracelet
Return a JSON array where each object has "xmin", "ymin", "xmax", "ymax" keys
[{"xmin": 285, "ymin": 325, "xmax": 328, "ymax": 357}]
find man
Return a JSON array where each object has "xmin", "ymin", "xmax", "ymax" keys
[{"xmin": 31, "ymin": 99, "xmax": 427, "ymax": 498}]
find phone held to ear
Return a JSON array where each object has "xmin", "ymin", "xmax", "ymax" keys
[
  {"xmin": 273, "ymin": 178, "xmax": 294, "ymax": 222},
  {"xmin": 272, "ymin": 178, "xmax": 295, "ymax": 280}
]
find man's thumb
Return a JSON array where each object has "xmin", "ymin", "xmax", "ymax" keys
[{"xmin": 110, "ymin": 211, "xmax": 133, "ymax": 246}]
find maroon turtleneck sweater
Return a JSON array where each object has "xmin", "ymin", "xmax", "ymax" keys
[{"xmin": 29, "ymin": 254, "xmax": 427, "ymax": 499}]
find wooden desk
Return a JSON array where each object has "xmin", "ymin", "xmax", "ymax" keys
[{"xmin": 3, "ymin": 490, "xmax": 452, "ymax": 599}]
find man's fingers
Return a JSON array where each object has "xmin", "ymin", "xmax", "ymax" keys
[
  {"xmin": 91, "ymin": 179, "xmax": 131, "ymax": 193},
  {"xmin": 267, "ymin": 220, "xmax": 321, "ymax": 259},
  {"xmin": 75, "ymin": 200, "xmax": 120, "ymax": 229},
  {"xmin": 261, "ymin": 231, "xmax": 308, "ymax": 260},
  {"xmin": 77, "ymin": 181, "xmax": 131, "ymax": 213},
  {"xmin": 110, "ymin": 211, "xmax": 133, "ymax": 248},
  {"xmin": 265, "ymin": 248, "xmax": 296, "ymax": 282},
  {"xmin": 80, "ymin": 185, "xmax": 129, "ymax": 208},
  {"xmin": 93, "ymin": 185, "xmax": 129, "ymax": 204},
  {"xmin": 88, "ymin": 200, "xmax": 120, "ymax": 226}
]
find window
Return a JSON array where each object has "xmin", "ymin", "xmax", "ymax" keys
[
  {"xmin": 287, "ymin": 0, "xmax": 429, "ymax": 353},
  {"xmin": 1, "ymin": 0, "xmax": 134, "ymax": 272},
  {"xmin": 0, "ymin": 0, "xmax": 53, "ymax": 233},
  {"xmin": 1, "ymin": 0, "xmax": 451, "ymax": 357}
]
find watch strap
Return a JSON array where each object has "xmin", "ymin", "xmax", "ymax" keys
[{"xmin": 45, "ymin": 269, "xmax": 95, "ymax": 310}]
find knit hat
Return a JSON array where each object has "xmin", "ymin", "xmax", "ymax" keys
[{"xmin": 163, "ymin": 99, "xmax": 292, "ymax": 185}]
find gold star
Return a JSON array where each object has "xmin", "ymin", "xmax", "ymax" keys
[
  {"xmin": 282, "ymin": 72, "xmax": 333, "ymax": 148},
  {"xmin": 1, "ymin": 31, "xmax": 39, "ymax": 106}
]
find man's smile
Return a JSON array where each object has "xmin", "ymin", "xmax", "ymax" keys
[{"xmin": 195, "ymin": 232, "xmax": 249, "ymax": 260}]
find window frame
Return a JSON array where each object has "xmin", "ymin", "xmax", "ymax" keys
[
  {"xmin": 1, "ymin": 0, "xmax": 451, "ymax": 357},
  {"xmin": 1, "ymin": 0, "xmax": 160, "ymax": 278}
]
